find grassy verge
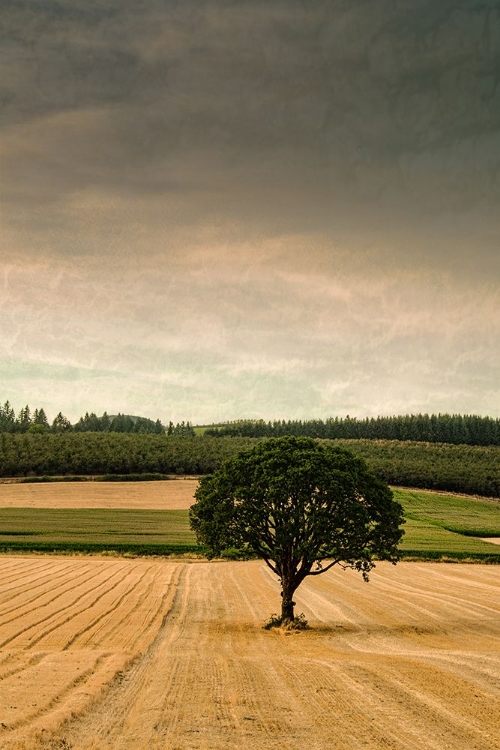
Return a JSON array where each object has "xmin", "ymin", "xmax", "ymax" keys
[{"xmin": 17, "ymin": 473, "xmax": 171, "ymax": 483}]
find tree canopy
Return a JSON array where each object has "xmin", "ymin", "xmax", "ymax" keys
[{"xmin": 190, "ymin": 437, "xmax": 405, "ymax": 625}]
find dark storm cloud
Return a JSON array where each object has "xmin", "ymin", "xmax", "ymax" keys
[{"xmin": 2, "ymin": 0, "xmax": 499, "ymax": 253}]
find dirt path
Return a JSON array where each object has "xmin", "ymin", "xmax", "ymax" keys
[
  {"xmin": 0, "ymin": 479, "xmax": 198, "ymax": 509},
  {"xmin": 1, "ymin": 559, "xmax": 499, "ymax": 749}
]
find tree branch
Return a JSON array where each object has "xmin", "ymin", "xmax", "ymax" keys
[
  {"xmin": 307, "ymin": 558, "xmax": 341, "ymax": 576},
  {"xmin": 262, "ymin": 557, "xmax": 278, "ymax": 575}
]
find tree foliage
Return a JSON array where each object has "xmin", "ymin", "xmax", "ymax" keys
[{"xmin": 190, "ymin": 437, "xmax": 405, "ymax": 624}]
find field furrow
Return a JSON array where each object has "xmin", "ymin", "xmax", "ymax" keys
[
  {"xmin": 0, "ymin": 563, "xmax": 126, "ymax": 649},
  {"xmin": 61, "ymin": 565, "xmax": 154, "ymax": 650},
  {"xmin": 0, "ymin": 560, "xmax": 68, "ymax": 596},
  {"xmin": 88, "ymin": 564, "xmax": 168, "ymax": 650},
  {"xmin": 0, "ymin": 562, "xmax": 99, "ymax": 625},
  {"xmin": 0, "ymin": 557, "xmax": 182, "ymax": 747},
  {"xmin": 3, "ymin": 652, "xmax": 116, "ymax": 731}
]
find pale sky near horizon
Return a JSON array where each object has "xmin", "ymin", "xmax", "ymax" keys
[{"xmin": 1, "ymin": 0, "xmax": 499, "ymax": 424}]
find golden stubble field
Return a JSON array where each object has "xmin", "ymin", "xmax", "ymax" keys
[
  {"xmin": 0, "ymin": 480, "xmax": 198, "ymax": 510},
  {"xmin": 1, "ymin": 557, "xmax": 499, "ymax": 750},
  {"xmin": 1, "ymin": 480, "xmax": 499, "ymax": 749}
]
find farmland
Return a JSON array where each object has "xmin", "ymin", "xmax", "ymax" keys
[
  {"xmin": 394, "ymin": 489, "xmax": 500, "ymax": 560},
  {"xmin": 0, "ymin": 481, "xmax": 499, "ymax": 748},
  {"xmin": 0, "ymin": 481, "xmax": 499, "ymax": 560},
  {"xmin": 0, "ymin": 557, "xmax": 499, "ymax": 749},
  {"xmin": 0, "ymin": 478, "xmax": 198, "ymax": 510}
]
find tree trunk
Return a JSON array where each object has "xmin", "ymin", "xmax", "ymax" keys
[{"xmin": 280, "ymin": 581, "xmax": 296, "ymax": 623}]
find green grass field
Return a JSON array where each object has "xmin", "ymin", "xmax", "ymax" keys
[
  {"xmin": 0, "ymin": 508, "xmax": 198, "ymax": 555},
  {"xmin": 394, "ymin": 489, "xmax": 500, "ymax": 535},
  {"xmin": 395, "ymin": 489, "xmax": 500, "ymax": 560},
  {"xmin": 0, "ymin": 488, "xmax": 498, "ymax": 559}
]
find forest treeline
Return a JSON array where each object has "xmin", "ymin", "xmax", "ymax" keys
[
  {"xmin": 0, "ymin": 401, "xmax": 195, "ymax": 437},
  {"xmin": 0, "ymin": 434, "xmax": 498, "ymax": 497},
  {"xmin": 3, "ymin": 401, "xmax": 499, "ymax": 446},
  {"xmin": 204, "ymin": 414, "xmax": 500, "ymax": 446}
]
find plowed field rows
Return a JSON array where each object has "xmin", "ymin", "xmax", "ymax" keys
[{"xmin": 1, "ymin": 558, "xmax": 499, "ymax": 749}]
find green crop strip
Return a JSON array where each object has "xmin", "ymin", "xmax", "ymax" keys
[{"xmin": 0, "ymin": 508, "xmax": 198, "ymax": 556}]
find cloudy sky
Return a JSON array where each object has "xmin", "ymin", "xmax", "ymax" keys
[{"xmin": 1, "ymin": 0, "xmax": 499, "ymax": 424}]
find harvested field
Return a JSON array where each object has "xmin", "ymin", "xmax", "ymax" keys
[
  {"xmin": 1, "ymin": 558, "xmax": 499, "ymax": 749},
  {"xmin": 0, "ymin": 480, "xmax": 198, "ymax": 510}
]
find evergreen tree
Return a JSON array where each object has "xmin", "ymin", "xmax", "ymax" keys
[
  {"xmin": 154, "ymin": 419, "xmax": 165, "ymax": 434},
  {"xmin": 27, "ymin": 407, "xmax": 49, "ymax": 434},
  {"xmin": 51, "ymin": 412, "xmax": 72, "ymax": 432},
  {"xmin": 100, "ymin": 412, "xmax": 111, "ymax": 432},
  {"xmin": 0, "ymin": 401, "xmax": 16, "ymax": 432},
  {"xmin": 17, "ymin": 405, "xmax": 32, "ymax": 432},
  {"xmin": 171, "ymin": 420, "xmax": 196, "ymax": 438}
]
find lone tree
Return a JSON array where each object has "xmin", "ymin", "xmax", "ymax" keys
[{"xmin": 190, "ymin": 437, "xmax": 405, "ymax": 625}]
